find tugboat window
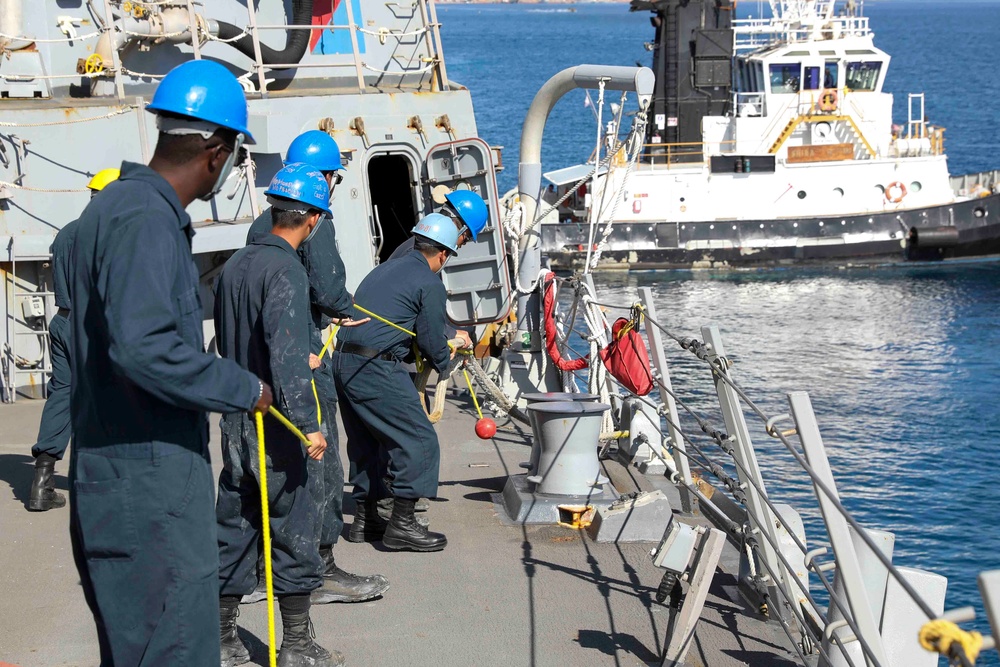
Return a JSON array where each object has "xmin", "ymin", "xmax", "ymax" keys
[
  {"xmin": 845, "ymin": 61, "xmax": 882, "ymax": 91},
  {"xmin": 770, "ymin": 64, "xmax": 801, "ymax": 93},
  {"xmin": 910, "ymin": 181, "xmax": 923, "ymax": 193},
  {"xmin": 833, "ymin": 187, "xmax": 845, "ymax": 197},
  {"xmin": 797, "ymin": 190, "xmax": 807, "ymax": 199},
  {"xmin": 824, "ymin": 61, "xmax": 839, "ymax": 88},
  {"xmin": 804, "ymin": 67, "xmax": 821, "ymax": 91}
]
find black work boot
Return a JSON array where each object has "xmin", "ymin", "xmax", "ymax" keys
[
  {"xmin": 311, "ymin": 546, "xmax": 389, "ymax": 604},
  {"xmin": 220, "ymin": 597, "xmax": 250, "ymax": 667},
  {"xmin": 277, "ymin": 612, "xmax": 345, "ymax": 667},
  {"xmin": 382, "ymin": 497, "xmax": 447, "ymax": 552},
  {"xmin": 346, "ymin": 498, "xmax": 388, "ymax": 543},
  {"xmin": 28, "ymin": 454, "xmax": 66, "ymax": 512},
  {"xmin": 376, "ymin": 497, "xmax": 429, "ymax": 526}
]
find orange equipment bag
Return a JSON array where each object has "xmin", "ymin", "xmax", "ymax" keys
[{"xmin": 599, "ymin": 308, "xmax": 654, "ymax": 396}]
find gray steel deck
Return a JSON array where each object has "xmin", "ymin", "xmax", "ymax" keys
[{"xmin": 0, "ymin": 394, "xmax": 798, "ymax": 666}]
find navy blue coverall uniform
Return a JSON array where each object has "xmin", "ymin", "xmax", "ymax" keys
[
  {"xmin": 334, "ymin": 250, "xmax": 451, "ymax": 504},
  {"xmin": 387, "ymin": 236, "xmax": 456, "ymax": 339},
  {"xmin": 247, "ymin": 211, "xmax": 352, "ymax": 547},
  {"xmin": 31, "ymin": 219, "xmax": 77, "ymax": 460},
  {"xmin": 69, "ymin": 162, "xmax": 260, "ymax": 666},
  {"xmin": 215, "ymin": 234, "xmax": 324, "ymax": 597}
]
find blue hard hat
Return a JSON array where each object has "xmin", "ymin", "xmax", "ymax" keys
[
  {"xmin": 146, "ymin": 60, "xmax": 255, "ymax": 144},
  {"xmin": 265, "ymin": 163, "xmax": 331, "ymax": 215},
  {"xmin": 412, "ymin": 212, "xmax": 460, "ymax": 253},
  {"xmin": 444, "ymin": 190, "xmax": 489, "ymax": 241},
  {"xmin": 285, "ymin": 131, "xmax": 343, "ymax": 172}
]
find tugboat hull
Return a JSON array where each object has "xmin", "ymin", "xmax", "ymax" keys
[{"xmin": 543, "ymin": 192, "xmax": 1000, "ymax": 270}]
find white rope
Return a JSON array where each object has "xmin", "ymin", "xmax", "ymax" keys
[
  {"xmin": 122, "ymin": 28, "xmax": 189, "ymax": 38},
  {"xmin": 579, "ymin": 286, "xmax": 614, "ymax": 434},
  {"xmin": 362, "ymin": 60, "xmax": 435, "ymax": 75},
  {"xmin": 0, "ymin": 30, "xmax": 101, "ymax": 43},
  {"xmin": 0, "ymin": 181, "xmax": 89, "ymax": 193},
  {"xmin": 120, "ymin": 66, "xmax": 167, "ymax": 79},
  {"xmin": 0, "ymin": 72, "xmax": 102, "ymax": 81},
  {"xmin": 204, "ymin": 27, "xmax": 252, "ymax": 44},
  {"xmin": 584, "ymin": 80, "xmax": 607, "ymax": 271},
  {"xmin": 587, "ymin": 111, "xmax": 648, "ymax": 270},
  {"xmin": 0, "ymin": 105, "xmax": 138, "ymax": 128},
  {"xmin": 357, "ymin": 25, "xmax": 430, "ymax": 45}
]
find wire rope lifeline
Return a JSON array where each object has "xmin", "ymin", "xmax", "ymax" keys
[{"xmin": 0, "ymin": 104, "xmax": 138, "ymax": 128}]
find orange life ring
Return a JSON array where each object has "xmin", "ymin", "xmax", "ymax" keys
[
  {"xmin": 885, "ymin": 181, "xmax": 907, "ymax": 204},
  {"xmin": 819, "ymin": 89, "xmax": 838, "ymax": 112}
]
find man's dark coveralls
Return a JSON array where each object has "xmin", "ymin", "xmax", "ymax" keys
[
  {"xmin": 69, "ymin": 162, "xmax": 260, "ymax": 666},
  {"xmin": 387, "ymin": 236, "xmax": 456, "ymax": 339},
  {"xmin": 31, "ymin": 219, "xmax": 77, "ymax": 460},
  {"xmin": 247, "ymin": 211, "xmax": 351, "ymax": 547},
  {"xmin": 334, "ymin": 250, "xmax": 451, "ymax": 504},
  {"xmin": 215, "ymin": 234, "xmax": 324, "ymax": 596}
]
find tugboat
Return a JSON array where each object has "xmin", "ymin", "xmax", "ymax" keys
[{"xmin": 540, "ymin": 0, "xmax": 1000, "ymax": 270}]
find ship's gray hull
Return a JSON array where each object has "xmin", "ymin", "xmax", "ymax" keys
[{"xmin": 543, "ymin": 192, "xmax": 1000, "ymax": 270}]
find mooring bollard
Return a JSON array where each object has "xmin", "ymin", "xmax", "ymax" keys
[
  {"xmin": 525, "ymin": 400, "xmax": 610, "ymax": 495},
  {"xmin": 522, "ymin": 392, "xmax": 600, "ymax": 475}
]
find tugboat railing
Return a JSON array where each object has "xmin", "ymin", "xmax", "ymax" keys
[{"xmin": 733, "ymin": 15, "xmax": 871, "ymax": 53}]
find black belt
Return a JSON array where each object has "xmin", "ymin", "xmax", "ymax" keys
[
  {"xmin": 339, "ymin": 341, "xmax": 398, "ymax": 362},
  {"xmin": 56, "ymin": 308, "xmax": 70, "ymax": 317}
]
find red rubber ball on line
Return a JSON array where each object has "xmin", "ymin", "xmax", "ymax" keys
[{"xmin": 475, "ymin": 418, "xmax": 497, "ymax": 440}]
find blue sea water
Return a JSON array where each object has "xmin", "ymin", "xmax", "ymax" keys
[{"xmin": 438, "ymin": 0, "xmax": 1000, "ymax": 658}]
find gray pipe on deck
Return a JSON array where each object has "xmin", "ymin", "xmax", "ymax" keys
[{"xmin": 515, "ymin": 65, "xmax": 654, "ymax": 348}]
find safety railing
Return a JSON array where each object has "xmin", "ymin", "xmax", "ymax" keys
[
  {"xmin": 734, "ymin": 91, "xmax": 767, "ymax": 118},
  {"xmin": 642, "ymin": 140, "xmax": 738, "ymax": 168},
  {"xmin": 0, "ymin": 0, "xmax": 447, "ymax": 100},
  {"xmin": 544, "ymin": 282, "xmax": 1000, "ymax": 666},
  {"xmin": 733, "ymin": 15, "xmax": 871, "ymax": 53}
]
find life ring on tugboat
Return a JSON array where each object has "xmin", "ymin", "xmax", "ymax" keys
[
  {"xmin": 819, "ymin": 89, "xmax": 839, "ymax": 112},
  {"xmin": 885, "ymin": 181, "xmax": 908, "ymax": 204}
]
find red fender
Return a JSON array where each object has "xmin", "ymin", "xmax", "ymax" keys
[{"xmin": 542, "ymin": 272, "xmax": 589, "ymax": 372}]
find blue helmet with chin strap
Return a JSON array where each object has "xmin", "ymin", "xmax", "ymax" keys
[
  {"xmin": 146, "ymin": 60, "xmax": 255, "ymax": 144},
  {"xmin": 412, "ymin": 213, "xmax": 460, "ymax": 253},
  {"xmin": 285, "ymin": 130, "xmax": 343, "ymax": 172},
  {"xmin": 265, "ymin": 163, "xmax": 331, "ymax": 215},
  {"xmin": 444, "ymin": 190, "xmax": 489, "ymax": 241}
]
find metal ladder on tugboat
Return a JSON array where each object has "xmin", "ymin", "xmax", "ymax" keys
[{"xmin": 3, "ymin": 239, "xmax": 53, "ymax": 403}]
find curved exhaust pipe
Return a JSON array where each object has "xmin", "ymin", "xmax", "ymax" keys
[{"xmin": 216, "ymin": 0, "xmax": 314, "ymax": 66}]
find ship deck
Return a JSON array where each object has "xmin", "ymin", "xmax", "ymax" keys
[{"xmin": 0, "ymin": 393, "xmax": 799, "ymax": 666}]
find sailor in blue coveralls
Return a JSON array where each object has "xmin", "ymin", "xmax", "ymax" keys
[
  {"xmin": 245, "ymin": 131, "xmax": 388, "ymax": 605},
  {"xmin": 215, "ymin": 164, "xmax": 345, "ymax": 667},
  {"xmin": 335, "ymin": 213, "xmax": 473, "ymax": 552},
  {"xmin": 68, "ymin": 61, "xmax": 272, "ymax": 666},
  {"xmin": 27, "ymin": 168, "xmax": 118, "ymax": 512},
  {"xmin": 372, "ymin": 190, "xmax": 489, "ymax": 523}
]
